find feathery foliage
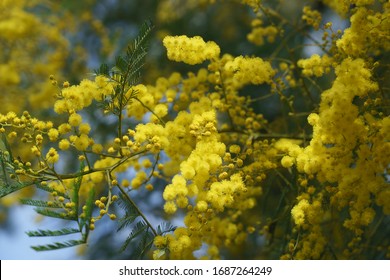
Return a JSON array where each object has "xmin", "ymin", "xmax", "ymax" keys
[
  {"xmin": 20, "ymin": 198, "xmax": 62, "ymax": 208},
  {"xmin": 0, "ymin": 135, "xmax": 34, "ymax": 198},
  {"xmin": 22, "ymin": 165, "xmax": 91, "ymax": 251},
  {"xmin": 31, "ymin": 240, "xmax": 85, "ymax": 251},
  {"xmin": 96, "ymin": 20, "xmax": 154, "ymax": 116},
  {"xmin": 26, "ymin": 228, "xmax": 80, "ymax": 237}
]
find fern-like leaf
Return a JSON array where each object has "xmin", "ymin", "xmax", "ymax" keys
[
  {"xmin": 124, "ymin": 21, "xmax": 154, "ymax": 86},
  {"xmin": 0, "ymin": 152, "xmax": 10, "ymax": 186},
  {"xmin": 71, "ymin": 162, "xmax": 84, "ymax": 210},
  {"xmin": 117, "ymin": 192, "xmax": 137, "ymax": 213},
  {"xmin": 120, "ymin": 220, "xmax": 148, "ymax": 252},
  {"xmin": 114, "ymin": 56, "xmax": 128, "ymax": 75},
  {"xmin": 95, "ymin": 63, "xmax": 110, "ymax": 76},
  {"xmin": 35, "ymin": 208, "xmax": 76, "ymax": 221},
  {"xmin": 79, "ymin": 187, "xmax": 95, "ymax": 233},
  {"xmin": 20, "ymin": 198, "xmax": 62, "ymax": 208},
  {"xmin": 157, "ymin": 222, "xmax": 177, "ymax": 235},
  {"xmin": 94, "ymin": 20, "xmax": 154, "ymax": 117},
  {"xmin": 0, "ymin": 181, "xmax": 28, "ymax": 198},
  {"xmin": 26, "ymin": 228, "xmax": 80, "ymax": 237},
  {"xmin": 36, "ymin": 183, "xmax": 69, "ymax": 199},
  {"xmin": 117, "ymin": 212, "xmax": 139, "ymax": 232},
  {"xmin": 1, "ymin": 133, "xmax": 13, "ymax": 161},
  {"xmin": 132, "ymin": 229, "xmax": 154, "ymax": 259},
  {"xmin": 31, "ymin": 239, "xmax": 85, "ymax": 251},
  {"xmin": 127, "ymin": 20, "xmax": 154, "ymax": 59},
  {"xmin": 116, "ymin": 193, "xmax": 140, "ymax": 231}
]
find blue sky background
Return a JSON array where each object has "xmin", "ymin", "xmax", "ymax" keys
[{"xmin": 0, "ymin": 206, "xmax": 80, "ymax": 260}]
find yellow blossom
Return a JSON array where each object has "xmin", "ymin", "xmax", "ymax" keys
[
  {"xmin": 163, "ymin": 35, "xmax": 220, "ymax": 65},
  {"xmin": 45, "ymin": 147, "xmax": 59, "ymax": 164},
  {"xmin": 224, "ymin": 56, "xmax": 275, "ymax": 88},
  {"xmin": 58, "ymin": 139, "xmax": 70, "ymax": 150},
  {"xmin": 291, "ymin": 199, "xmax": 310, "ymax": 226},
  {"xmin": 68, "ymin": 113, "xmax": 82, "ymax": 127},
  {"xmin": 48, "ymin": 128, "xmax": 59, "ymax": 141}
]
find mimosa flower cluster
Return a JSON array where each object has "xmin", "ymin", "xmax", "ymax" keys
[
  {"xmin": 0, "ymin": 0, "xmax": 388, "ymax": 260},
  {"xmin": 163, "ymin": 35, "xmax": 220, "ymax": 65}
]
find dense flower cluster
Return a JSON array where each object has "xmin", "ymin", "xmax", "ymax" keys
[
  {"xmin": 297, "ymin": 54, "xmax": 333, "ymax": 77},
  {"xmin": 247, "ymin": 19, "xmax": 278, "ymax": 46},
  {"xmin": 0, "ymin": 0, "xmax": 69, "ymax": 113},
  {"xmin": 302, "ymin": 6, "xmax": 322, "ymax": 30},
  {"xmin": 224, "ymin": 56, "xmax": 275, "ymax": 87},
  {"xmin": 0, "ymin": 0, "xmax": 388, "ymax": 260},
  {"xmin": 163, "ymin": 35, "xmax": 220, "ymax": 65}
]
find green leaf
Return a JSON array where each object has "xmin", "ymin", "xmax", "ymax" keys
[
  {"xmin": 71, "ymin": 162, "xmax": 84, "ymax": 206},
  {"xmin": 0, "ymin": 155, "xmax": 8, "ymax": 185},
  {"xmin": 1, "ymin": 132, "xmax": 13, "ymax": 162},
  {"xmin": 117, "ymin": 192, "xmax": 137, "ymax": 213},
  {"xmin": 124, "ymin": 21, "xmax": 153, "ymax": 86},
  {"xmin": 31, "ymin": 239, "xmax": 85, "ymax": 251},
  {"xmin": 117, "ymin": 212, "xmax": 139, "ymax": 232},
  {"xmin": 157, "ymin": 222, "xmax": 177, "ymax": 235},
  {"xmin": 93, "ymin": 20, "xmax": 154, "ymax": 117},
  {"xmin": 26, "ymin": 228, "xmax": 80, "ymax": 237},
  {"xmin": 79, "ymin": 187, "xmax": 95, "ymax": 233},
  {"xmin": 0, "ymin": 180, "xmax": 33, "ymax": 198},
  {"xmin": 36, "ymin": 183, "xmax": 69, "ymax": 199},
  {"xmin": 94, "ymin": 63, "xmax": 109, "ymax": 76},
  {"xmin": 35, "ymin": 208, "xmax": 76, "ymax": 221},
  {"xmin": 117, "ymin": 193, "xmax": 140, "ymax": 231},
  {"xmin": 115, "ymin": 56, "xmax": 128, "ymax": 74},
  {"xmin": 120, "ymin": 220, "xmax": 148, "ymax": 252},
  {"xmin": 0, "ymin": 138, "xmax": 31, "ymax": 197},
  {"xmin": 133, "ymin": 230, "xmax": 154, "ymax": 259},
  {"xmin": 20, "ymin": 198, "xmax": 62, "ymax": 208},
  {"xmin": 127, "ymin": 20, "xmax": 154, "ymax": 58}
]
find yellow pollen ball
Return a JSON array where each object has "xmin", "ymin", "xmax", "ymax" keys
[{"xmin": 69, "ymin": 113, "xmax": 82, "ymax": 127}]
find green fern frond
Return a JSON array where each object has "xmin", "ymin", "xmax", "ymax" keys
[
  {"xmin": 127, "ymin": 20, "xmax": 154, "ymax": 58},
  {"xmin": 93, "ymin": 20, "xmax": 153, "ymax": 118},
  {"xmin": 157, "ymin": 222, "xmax": 177, "ymax": 235},
  {"xmin": 0, "ymin": 180, "xmax": 33, "ymax": 198},
  {"xmin": 0, "ymin": 151, "xmax": 12, "ymax": 184},
  {"xmin": 26, "ymin": 171, "xmax": 91, "ymax": 251},
  {"xmin": 71, "ymin": 165, "xmax": 83, "ymax": 212},
  {"xmin": 117, "ymin": 213, "xmax": 139, "ymax": 232},
  {"xmin": 116, "ymin": 193, "xmax": 140, "ymax": 231},
  {"xmin": 1, "ymin": 132, "xmax": 14, "ymax": 162},
  {"xmin": 20, "ymin": 198, "xmax": 62, "ymax": 208},
  {"xmin": 0, "ymin": 140, "xmax": 33, "ymax": 197},
  {"xmin": 116, "ymin": 20, "xmax": 154, "ymax": 87},
  {"xmin": 106, "ymin": 21, "xmax": 153, "ymax": 82},
  {"xmin": 94, "ymin": 63, "xmax": 109, "ymax": 76},
  {"xmin": 84, "ymin": 188, "xmax": 95, "ymax": 219},
  {"xmin": 35, "ymin": 208, "xmax": 76, "ymax": 220},
  {"xmin": 31, "ymin": 239, "xmax": 85, "ymax": 251},
  {"xmin": 79, "ymin": 187, "xmax": 95, "ymax": 233},
  {"xmin": 132, "ymin": 230, "xmax": 154, "ymax": 259},
  {"xmin": 26, "ymin": 228, "xmax": 80, "ymax": 237},
  {"xmin": 0, "ymin": 155, "xmax": 8, "ymax": 184},
  {"xmin": 117, "ymin": 192, "xmax": 137, "ymax": 213},
  {"xmin": 120, "ymin": 220, "xmax": 148, "ymax": 252},
  {"xmin": 114, "ymin": 56, "xmax": 128, "ymax": 75},
  {"xmin": 36, "ymin": 183, "xmax": 69, "ymax": 199}
]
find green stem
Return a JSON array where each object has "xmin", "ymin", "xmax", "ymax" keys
[
  {"xmin": 44, "ymin": 150, "xmax": 147, "ymax": 180},
  {"xmin": 134, "ymin": 97, "xmax": 166, "ymax": 125},
  {"xmin": 117, "ymin": 184, "xmax": 158, "ymax": 237}
]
